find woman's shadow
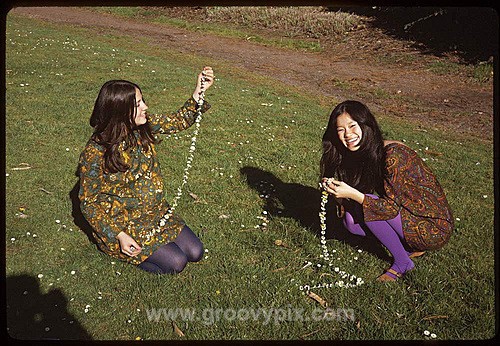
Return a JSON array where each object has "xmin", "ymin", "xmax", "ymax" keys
[
  {"xmin": 240, "ymin": 166, "xmax": 390, "ymax": 261},
  {"xmin": 69, "ymin": 166, "xmax": 97, "ymax": 246}
]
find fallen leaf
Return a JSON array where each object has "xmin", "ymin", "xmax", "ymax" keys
[
  {"xmin": 307, "ymin": 291, "xmax": 328, "ymax": 308},
  {"xmin": 274, "ymin": 239, "xmax": 289, "ymax": 248},
  {"xmin": 189, "ymin": 192, "xmax": 200, "ymax": 201},
  {"xmin": 189, "ymin": 192, "xmax": 207, "ymax": 204},
  {"xmin": 172, "ymin": 321, "xmax": 185, "ymax": 337}
]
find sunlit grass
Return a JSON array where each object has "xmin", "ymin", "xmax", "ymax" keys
[{"xmin": 5, "ymin": 14, "xmax": 494, "ymax": 340}]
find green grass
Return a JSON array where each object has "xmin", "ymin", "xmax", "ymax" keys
[
  {"xmin": 427, "ymin": 59, "xmax": 494, "ymax": 83},
  {"xmin": 5, "ymin": 14, "xmax": 495, "ymax": 341}
]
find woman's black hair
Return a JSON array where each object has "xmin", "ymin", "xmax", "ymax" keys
[
  {"xmin": 320, "ymin": 100, "xmax": 387, "ymax": 196},
  {"xmin": 90, "ymin": 80, "xmax": 155, "ymax": 173}
]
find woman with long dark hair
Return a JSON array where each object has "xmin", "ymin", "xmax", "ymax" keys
[
  {"xmin": 320, "ymin": 100, "xmax": 453, "ymax": 281},
  {"xmin": 78, "ymin": 67, "xmax": 214, "ymax": 274}
]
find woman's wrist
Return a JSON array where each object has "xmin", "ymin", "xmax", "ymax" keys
[
  {"xmin": 352, "ymin": 190, "xmax": 365, "ymax": 204},
  {"xmin": 192, "ymin": 90, "xmax": 201, "ymax": 102}
]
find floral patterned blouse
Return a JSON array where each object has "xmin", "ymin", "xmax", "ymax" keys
[
  {"xmin": 78, "ymin": 97, "xmax": 210, "ymax": 265},
  {"xmin": 362, "ymin": 142, "xmax": 454, "ymax": 251}
]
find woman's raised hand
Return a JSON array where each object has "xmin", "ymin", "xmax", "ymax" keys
[{"xmin": 193, "ymin": 66, "xmax": 215, "ymax": 101}]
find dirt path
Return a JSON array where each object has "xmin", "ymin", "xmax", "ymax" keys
[{"xmin": 11, "ymin": 7, "xmax": 494, "ymax": 141}]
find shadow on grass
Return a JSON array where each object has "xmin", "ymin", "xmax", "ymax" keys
[
  {"xmin": 69, "ymin": 166, "xmax": 97, "ymax": 246},
  {"xmin": 329, "ymin": 7, "xmax": 498, "ymax": 63},
  {"xmin": 240, "ymin": 166, "xmax": 390, "ymax": 262},
  {"xmin": 6, "ymin": 274, "xmax": 92, "ymax": 340}
]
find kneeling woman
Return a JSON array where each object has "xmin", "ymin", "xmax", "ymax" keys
[
  {"xmin": 78, "ymin": 67, "xmax": 214, "ymax": 274},
  {"xmin": 320, "ymin": 100, "xmax": 453, "ymax": 281}
]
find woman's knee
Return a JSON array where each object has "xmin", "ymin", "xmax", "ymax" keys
[
  {"xmin": 188, "ymin": 241, "xmax": 204, "ymax": 262},
  {"xmin": 343, "ymin": 210, "xmax": 367, "ymax": 236},
  {"xmin": 175, "ymin": 225, "xmax": 204, "ymax": 262},
  {"xmin": 144, "ymin": 243, "xmax": 188, "ymax": 274},
  {"xmin": 167, "ymin": 252, "xmax": 189, "ymax": 273},
  {"xmin": 179, "ymin": 235, "xmax": 204, "ymax": 262}
]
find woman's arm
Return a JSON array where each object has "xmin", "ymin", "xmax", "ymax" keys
[
  {"xmin": 322, "ymin": 178, "xmax": 365, "ymax": 204},
  {"xmin": 147, "ymin": 98, "xmax": 211, "ymax": 135},
  {"xmin": 147, "ymin": 67, "xmax": 214, "ymax": 135},
  {"xmin": 321, "ymin": 167, "xmax": 401, "ymax": 221}
]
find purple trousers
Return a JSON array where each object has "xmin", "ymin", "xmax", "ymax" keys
[{"xmin": 342, "ymin": 194, "xmax": 414, "ymax": 275}]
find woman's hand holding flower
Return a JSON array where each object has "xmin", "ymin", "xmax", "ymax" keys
[
  {"xmin": 192, "ymin": 66, "xmax": 215, "ymax": 101},
  {"xmin": 321, "ymin": 178, "xmax": 365, "ymax": 204}
]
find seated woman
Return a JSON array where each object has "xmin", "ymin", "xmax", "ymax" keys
[
  {"xmin": 320, "ymin": 100, "xmax": 453, "ymax": 281},
  {"xmin": 78, "ymin": 67, "xmax": 215, "ymax": 274}
]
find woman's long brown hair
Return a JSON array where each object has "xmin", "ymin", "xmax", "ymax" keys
[
  {"xmin": 90, "ymin": 80, "xmax": 155, "ymax": 173},
  {"xmin": 320, "ymin": 100, "xmax": 387, "ymax": 196}
]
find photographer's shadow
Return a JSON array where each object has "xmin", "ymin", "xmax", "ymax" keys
[
  {"xmin": 6, "ymin": 274, "xmax": 92, "ymax": 340},
  {"xmin": 240, "ymin": 166, "xmax": 390, "ymax": 261}
]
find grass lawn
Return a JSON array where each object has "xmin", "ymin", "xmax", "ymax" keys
[{"xmin": 5, "ymin": 13, "xmax": 495, "ymax": 340}]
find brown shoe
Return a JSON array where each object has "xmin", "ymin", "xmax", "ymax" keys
[
  {"xmin": 409, "ymin": 251, "xmax": 425, "ymax": 258},
  {"xmin": 376, "ymin": 268, "xmax": 402, "ymax": 282}
]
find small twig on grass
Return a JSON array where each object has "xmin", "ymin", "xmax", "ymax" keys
[
  {"xmin": 424, "ymin": 149, "xmax": 443, "ymax": 156},
  {"xmin": 307, "ymin": 291, "xmax": 328, "ymax": 308},
  {"xmin": 422, "ymin": 315, "xmax": 449, "ymax": 321},
  {"xmin": 271, "ymin": 266, "xmax": 289, "ymax": 272},
  {"xmin": 299, "ymin": 328, "xmax": 321, "ymax": 339},
  {"xmin": 39, "ymin": 187, "xmax": 53, "ymax": 194},
  {"xmin": 11, "ymin": 163, "xmax": 32, "ymax": 170}
]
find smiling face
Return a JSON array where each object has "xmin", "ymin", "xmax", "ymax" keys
[
  {"xmin": 133, "ymin": 87, "xmax": 148, "ymax": 126},
  {"xmin": 336, "ymin": 112, "xmax": 362, "ymax": 151}
]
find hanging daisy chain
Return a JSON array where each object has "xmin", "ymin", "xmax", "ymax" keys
[
  {"xmin": 319, "ymin": 188, "xmax": 364, "ymax": 287},
  {"xmin": 298, "ymin": 180, "xmax": 364, "ymax": 291},
  {"xmin": 143, "ymin": 72, "xmax": 207, "ymax": 244}
]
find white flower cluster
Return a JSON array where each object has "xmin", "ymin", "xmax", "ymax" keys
[
  {"xmin": 318, "ymin": 190, "xmax": 364, "ymax": 288},
  {"xmin": 296, "ymin": 189, "xmax": 364, "ymax": 292},
  {"xmin": 143, "ymin": 74, "xmax": 207, "ymax": 244},
  {"xmin": 423, "ymin": 330, "xmax": 437, "ymax": 338}
]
